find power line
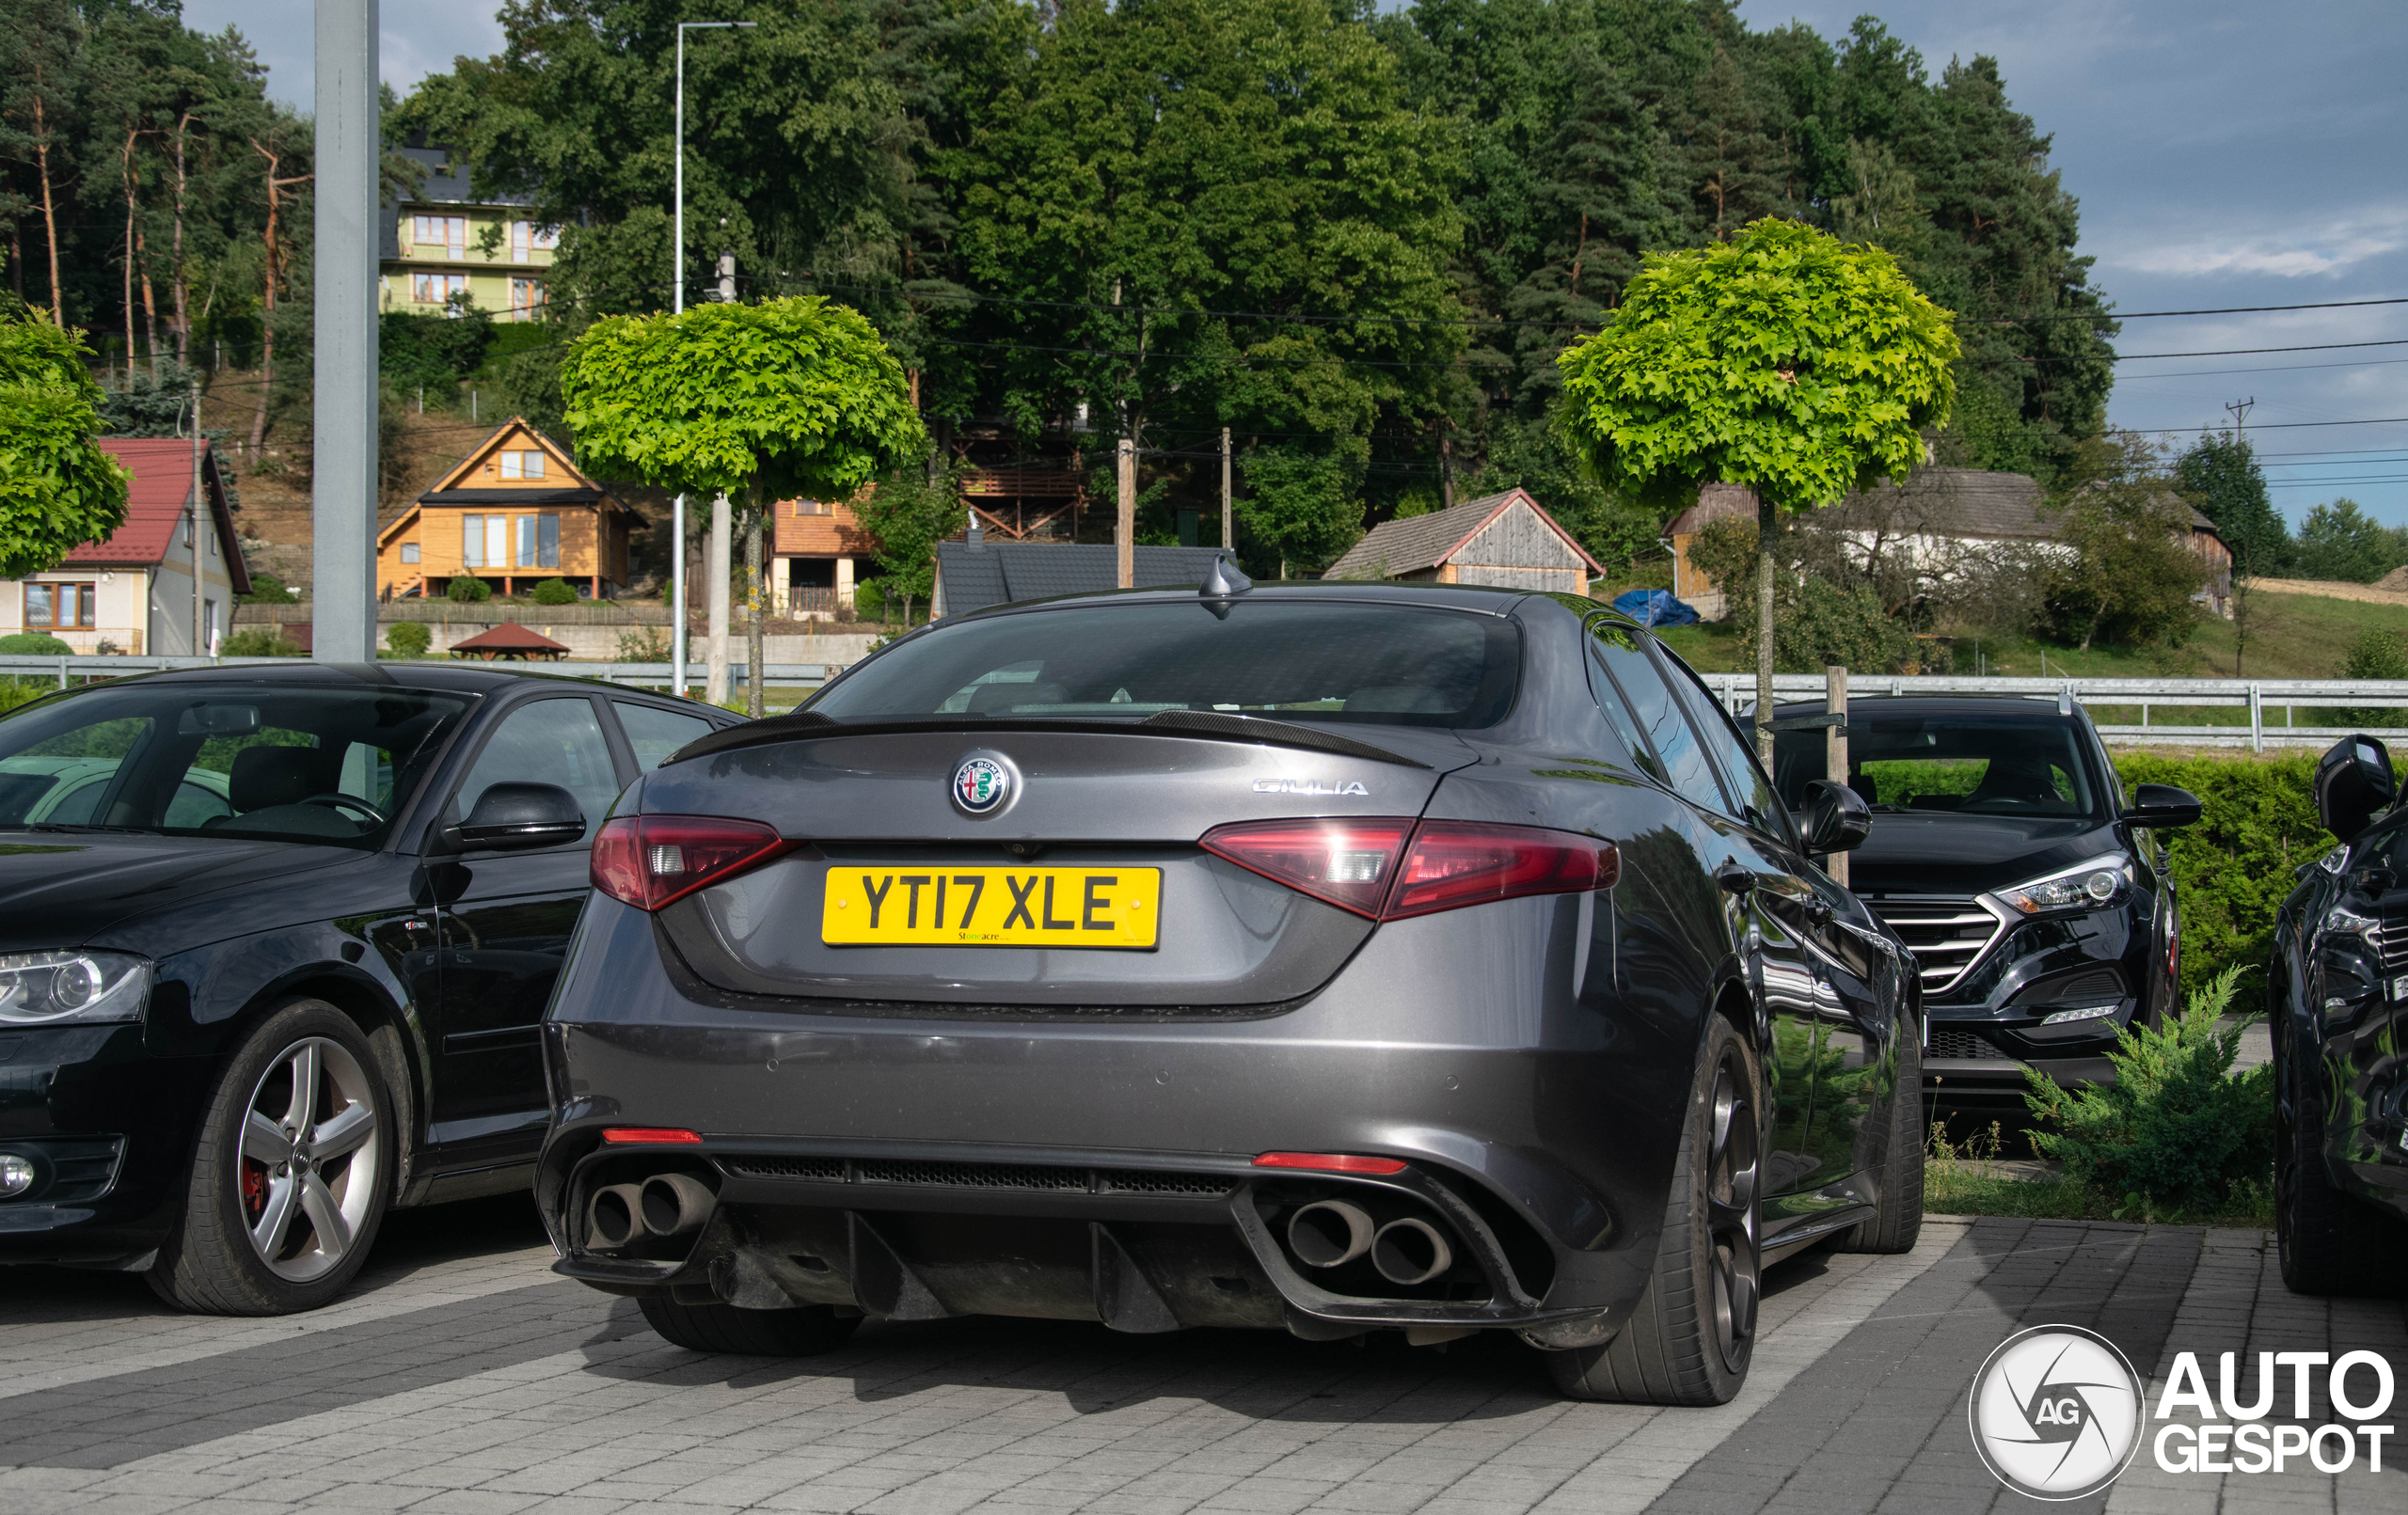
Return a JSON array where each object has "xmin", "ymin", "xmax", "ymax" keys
[{"xmin": 2115, "ymin": 338, "xmax": 2408, "ymax": 361}]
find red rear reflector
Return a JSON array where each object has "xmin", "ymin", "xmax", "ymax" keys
[
  {"xmin": 1387, "ymin": 821, "xmax": 1619, "ymax": 920},
  {"xmin": 593, "ymin": 814, "xmax": 792, "ymax": 910},
  {"xmin": 1253, "ymin": 1152, "xmax": 1410, "ymax": 1175},
  {"xmin": 1197, "ymin": 817, "xmax": 1416, "ymax": 918},
  {"xmin": 1201, "ymin": 817, "xmax": 1615, "ymax": 921},
  {"xmin": 601, "ymin": 1128, "xmax": 703, "ymax": 1144}
]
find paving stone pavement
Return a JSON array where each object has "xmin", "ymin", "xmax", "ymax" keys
[{"xmin": 0, "ymin": 1199, "xmax": 2398, "ymax": 1515}]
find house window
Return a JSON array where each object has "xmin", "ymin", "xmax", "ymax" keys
[
  {"xmin": 413, "ymin": 272, "xmax": 467, "ymax": 304},
  {"xmin": 509, "ymin": 277, "xmax": 547, "ymax": 318},
  {"xmin": 400, "ymin": 543, "xmax": 421, "ymax": 564},
  {"xmin": 498, "ymin": 450, "xmax": 547, "ymax": 481},
  {"xmin": 793, "ymin": 498, "xmax": 830, "ymax": 516},
  {"xmin": 515, "ymin": 513, "xmax": 561, "ymax": 569},
  {"xmin": 412, "ymin": 214, "xmax": 468, "ymax": 259},
  {"xmin": 25, "ymin": 582, "xmax": 96, "ymax": 629},
  {"xmin": 509, "ymin": 222, "xmax": 558, "ymax": 258},
  {"xmin": 462, "ymin": 513, "xmax": 508, "ymax": 569}
]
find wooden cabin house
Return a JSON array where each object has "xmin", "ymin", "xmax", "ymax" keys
[
  {"xmin": 1323, "ymin": 488, "xmax": 1601, "ymax": 594},
  {"xmin": 378, "ymin": 418, "xmax": 632, "ymax": 600}
]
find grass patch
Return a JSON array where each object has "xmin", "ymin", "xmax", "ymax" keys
[{"xmin": 1923, "ymin": 1119, "xmax": 2275, "ymax": 1228}]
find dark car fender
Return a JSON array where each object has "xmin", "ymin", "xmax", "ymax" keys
[{"xmin": 140, "ymin": 914, "xmax": 437, "ymax": 1196}]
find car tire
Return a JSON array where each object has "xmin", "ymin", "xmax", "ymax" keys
[
  {"xmin": 1547, "ymin": 1015, "xmax": 1760, "ymax": 1405},
  {"xmin": 1833, "ymin": 1018, "xmax": 1924, "ymax": 1255},
  {"xmin": 149, "ymin": 1000, "xmax": 396, "ymax": 1315},
  {"xmin": 2275, "ymin": 1027, "xmax": 2408, "ymax": 1297},
  {"xmin": 638, "ymin": 1295, "xmax": 863, "ymax": 1355}
]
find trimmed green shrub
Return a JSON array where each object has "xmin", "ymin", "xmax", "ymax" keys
[
  {"xmin": 2022, "ymin": 967, "xmax": 2274, "ymax": 1220},
  {"xmin": 530, "ymin": 577, "xmax": 578, "ymax": 606},
  {"xmin": 0, "ymin": 631, "xmax": 72, "ymax": 655},
  {"xmin": 2110, "ymin": 750, "xmax": 2349, "ymax": 1002},
  {"xmin": 220, "ymin": 627, "xmax": 306, "ymax": 657},
  {"xmin": 853, "ymin": 580, "xmax": 885, "ymax": 622},
  {"xmin": 0, "ymin": 679, "xmax": 49, "ymax": 716},
  {"xmin": 446, "ymin": 575, "xmax": 493, "ymax": 603},
  {"xmin": 385, "ymin": 622, "xmax": 433, "ymax": 659}
]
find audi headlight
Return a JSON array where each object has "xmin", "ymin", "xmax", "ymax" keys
[
  {"xmin": 0, "ymin": 951, "xmax": 150, "ymax": 1026},
  {"xmin": 1992, "ymin": 856, "xmax": 2132, "ymax": 917}
]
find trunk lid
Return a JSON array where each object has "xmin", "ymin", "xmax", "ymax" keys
[{"xmin": 643, "ymin": 725, "xmax": 1474, "ymax": 1010}]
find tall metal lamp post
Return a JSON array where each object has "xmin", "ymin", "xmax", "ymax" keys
[{"xmin": 670, "ymin": 19, "xmax": 753, "ymax": 695}]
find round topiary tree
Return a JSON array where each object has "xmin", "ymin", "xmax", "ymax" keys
[
  {"xmin": 1557, "ymin": 218, "xmax": 1956, "ymax": 758},
  {"xmin": 562, "ymin": 295, "xmax": 927, "ymax": 716},
  {"xmin": 1, "ymin": 305, "xmax": 130, "ymax": 580},
  {"xmin": 531, "ymin": 577, "xmax": 578, "ymax": 606}
]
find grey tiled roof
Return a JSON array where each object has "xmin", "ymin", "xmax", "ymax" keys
[
  {"xmin": 935, "ymin": 543, "xmax": 1239, "ymax": 617},
  {"xmin": 1323, "ymin": 488, "xmax": 1597, "ymax": 579}
]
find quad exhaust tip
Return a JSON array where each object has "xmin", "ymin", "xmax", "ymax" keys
[
  {"xmin": 586, "ymin": 1173, "xmax": 719, "ymax": 1251},
  {"xmin": 641, "ymin": 1173, "xmax": 715, "ymax": 1238},
  {"xmin": 585, "ymin": 1182, "xmax": 645, "ymax": 1250},
  {"xmin": 1371, "ymin": 1217, "xmax": 1452, "ymax": 1286},
  {"xmin": 1286, "ymin": 1200, "xmax": 1374, "ymax": 1269}
]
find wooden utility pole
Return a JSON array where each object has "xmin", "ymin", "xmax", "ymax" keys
[
  {"xmin": 1440, "ymin": 434, "xmax": 1454, "ymax": 511},
  {"xmin": 1825, "ymin": 663, "xmax": 1848, "ymax": 887},
  {"xmin": 1220, "ymin": 426, "xmax": 1233, "ymax": 551},
  {"xmin": 1117, "ymin": 439, "xmax": 1135, "ymax": 589}
]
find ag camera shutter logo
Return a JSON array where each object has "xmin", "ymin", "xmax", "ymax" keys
[{"xmin": 1969, "ymin": 1325, "xmax": 2144, "ymax": 1499}]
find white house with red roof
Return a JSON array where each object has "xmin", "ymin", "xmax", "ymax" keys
[{"xmin": 0, "ymin": 438, "xmax": 248, "ymax": 655}]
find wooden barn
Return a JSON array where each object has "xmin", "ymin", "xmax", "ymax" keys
[
  {"xmin": 378, "ymin": 418, "xmax": 633, "ymax": 600},
  {"xmin": 1323, "ymin": 488, "xmax": 1600, "ymax": 594}
]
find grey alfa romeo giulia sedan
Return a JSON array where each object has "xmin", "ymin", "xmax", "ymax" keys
[{"xmin": 535, "ymin": 574, "xmax": 1921, "ymax": 1405}]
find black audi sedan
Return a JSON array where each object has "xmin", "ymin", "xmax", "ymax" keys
[
  {"xmin": 1769, "ymin": 694, "xmax": 2199, "ymax": 1113},
  {"xmin": 0, "ymin": 662, "xmax": 737, "ymax": 1314},
  {"xmin": 537, "ymin": 579, "xmax": 1921, "ymax": 1406},
  {"xmin": 2267, "ymin": 734, "xmax": 2408, "ymax": 1292}
]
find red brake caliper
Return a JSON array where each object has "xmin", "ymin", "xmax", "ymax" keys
[{"xmin": 242, "ymin": 1160, "xmax": 267, "ymax": 1218}]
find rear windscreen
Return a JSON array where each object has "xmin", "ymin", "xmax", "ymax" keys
[
  {"xmin": 1772, "ymin": 713, "xmax": 2105, "ymax": 819},
  {"xmin": 810, "ymin": 601, "xmax": 1522, "ymax": 729}
]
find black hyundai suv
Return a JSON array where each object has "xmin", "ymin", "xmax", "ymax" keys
[{"xmin": 1771, "ymin": 694, "xmax": 2199, "ymax": 1113}]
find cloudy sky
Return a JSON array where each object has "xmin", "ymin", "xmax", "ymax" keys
[{"xmin": 193, "ymin": 0, "xmax": 2408, "ymax": 524}]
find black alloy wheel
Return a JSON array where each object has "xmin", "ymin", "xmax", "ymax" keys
[
  {"xmin": 150, "ymin": 1001, "xmax": 397, "ymax": 1315},
  {"xmin": 1549, "ymin": 1016, "xmax": 1762, "ymax": 1404}
]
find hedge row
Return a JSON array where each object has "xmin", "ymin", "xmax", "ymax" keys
[{"xmin": 2112, "ymin": 751, "xmax": 2362, "ymax": 1002}]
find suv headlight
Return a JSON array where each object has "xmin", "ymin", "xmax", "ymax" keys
[
  {"xmin": 1992, "ymin": 856, "xmax": 2133, "ymax": 917},
  {"xmin": 0, "ymin": 951, "xmax": 150, "ymax": 1025}
]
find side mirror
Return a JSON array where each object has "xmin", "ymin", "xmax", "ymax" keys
[
  {"xmin": 1801, "ymin": 779, "xmax": 1872, "ymax": 856},
  {"xmin": 443, "ymin": 781, "xmax": 586, "ymax": 852},
  {"xmin": 2316, "ymin": 734, "xmax": 2397, "ymax": 844},
  {"xmin": 2121, "ymin": 782, "xmax": 2202, "ymax": 830}
]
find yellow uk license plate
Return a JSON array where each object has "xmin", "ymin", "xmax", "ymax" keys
[{"xmin": 821, "ymin": 866, "xmax": 1162, "ymax": 948}]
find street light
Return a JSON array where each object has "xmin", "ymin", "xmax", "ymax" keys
[{"xmin": 671, "ymin": 19, "xmax": 754, "ymax": 696}]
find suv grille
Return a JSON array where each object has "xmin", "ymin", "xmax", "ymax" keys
[
  {"xmin": 2378, "ymin": 912, "xmax": 2408, "ymax": 971},
  {"xmin": 1928, "ymin": 1028, "xmax": 2002, "ymax": 1061},
  {"xmin": 1864, "ymin": 896, "xmax": 2005, "ymax": 994},
  {"xmin": 718, "ymin": 1154, "xmax": 1236, "ymax": 1199}
]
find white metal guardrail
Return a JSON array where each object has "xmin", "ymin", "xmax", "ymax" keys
[
  {"xmin": 1699, "ymin": 672, "xmax": 2408, "ymax": 750},
  {"xmin": 6, "ymin": 655, "xmax": 2403, "ymax": 750},
  {"xmin": 0, "ymin": 655, "xmax": 845, "ymax": 691}
]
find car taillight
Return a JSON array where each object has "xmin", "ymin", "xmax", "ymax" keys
[
  {"xmin": 1198, "ymin": 817, "xmax": 1417, "ymax": 917},
  {"xmin": 1199, "ymin": 817, "xmax": 1615, "ymax": 921},
  {"xmin": 1387, "ymin": 821, "xmax": 1619, "ymax": 919},
  {"xmin": 592, "ymin": 814, "xmax": 792, "ymax": 910}
]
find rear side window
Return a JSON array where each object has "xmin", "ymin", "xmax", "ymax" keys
[
  {"xmin": 1588, "ymin": 629, "xmax": 1722, "ymax": 813},
  {"xmin": 811, "ymin": 601, "xmax": 1522, "ymax": 729},
  {"xmin": 1585, "ymin": 621, "xmax": 1666, "ymax": 785},
  {"xmin": 1661, "ymin": 655, "xmax": 1785, "ymax": 836},
  {"xmin": 615, "ymin": 702, "xmax": 715, "ymax": 769}
]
